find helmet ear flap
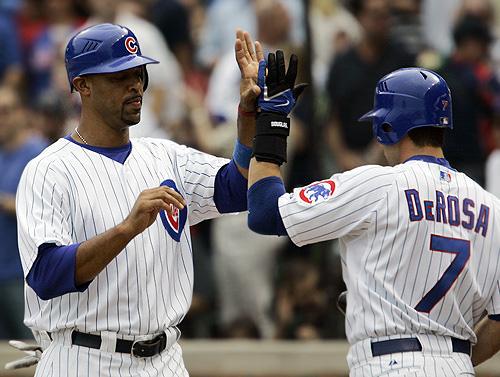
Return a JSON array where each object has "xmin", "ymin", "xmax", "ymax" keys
[
  {"xmin": 375, "ymin": 120, "xmax": 399, "ymax": 145},
  {"xmin": 381, "ymin": 123, "xmax": 393, "ymax": 133}
]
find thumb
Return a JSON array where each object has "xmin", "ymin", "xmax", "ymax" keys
[
  {"xmin": 252, "ymin": 84, "xmax": 261, "ymax": 97},
  {"xmin": 292, "ymin": 83, "xmax": 308, "ymax": 101}
]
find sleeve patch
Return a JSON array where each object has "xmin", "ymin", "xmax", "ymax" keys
[{"xmin": 296, "ymin": 179, "xmax": 336, "ymax": 205}]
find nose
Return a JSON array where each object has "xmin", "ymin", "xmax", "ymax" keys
[{"xmin": 129, "ymin": 77, "xmax": 143, "ymax": 93}]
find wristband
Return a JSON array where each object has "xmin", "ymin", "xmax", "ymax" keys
[
  {"xmin": 233, "ymin": 139, "xmax": 253, "ymax": 169},
  {"xmin": 252, "ymin": 112, "xmax": 290, "ymax": 166}
]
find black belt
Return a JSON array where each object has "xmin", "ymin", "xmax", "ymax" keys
[
  {"xmin": 371, "ymin": 337, "xmax": 471, "ymax": 357},
  {"xmin": 71, "ymin": 330, "xmax": 167, "ymax": 357}
]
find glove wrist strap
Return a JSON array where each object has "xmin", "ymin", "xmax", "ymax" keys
[{"xmin": 252, "ymin": 112, "xmax": 290, "ymax": 166}]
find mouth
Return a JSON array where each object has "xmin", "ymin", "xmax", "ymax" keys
[{"xmin": 124, "ymin": 95, "xmax": 142, "ymax": 109}]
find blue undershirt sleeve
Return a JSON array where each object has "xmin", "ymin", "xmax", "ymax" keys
[
  {"xmin": 26, "ymin": 243, "xmax": 91, "ymax": 300},
  {"xmin": 488, "ymin": 314, "xmax": 500, "ymax": 321},
  {"xmin": 247, "ymin": 176, "xmax": 288, "ymax": 236},
  {"xmin": 213, "ymin": 159, "xmax": 248, "ymax": 213}
]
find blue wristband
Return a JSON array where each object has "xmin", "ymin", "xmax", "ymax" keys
[{"xmin": 232, "ymin": 139, "xmax": 253, "ymax": 169}]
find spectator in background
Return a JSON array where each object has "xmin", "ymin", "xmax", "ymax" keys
[
  {"xmin": 438, "ymin": 15, "xmax": 500, "ymax": 185},
  {"xmin": 390, "ymin": 0, "xmax": 426, "ymax": 57},
  {"xmin": 151, "ymin": 0, "xmax": 193, "ymax": 77},
  {"xmin": 421, "ymin": 0, "xmax": 497, "ymax": 59},
  {"xmin": 455, "ymin": 0, "xmax": 496, "ymax": 27},
  {"xmin": 86, "ymin": 0, "xmax": 187, "ymax": 142},
  {"xmin": 205, "ymin": 0, "xmax": 302, "ymax": 124},
  {"xmin": 33, "ymin": 95, "xmax": 68, "ymax": 143},
  {"xmin": 486, "ymin": 123, "xmax": 500, "ymax": 198},
  {"xmin": 309, "ymin": 0, "xmax": 360, "ymax": 92},
  {"xmin": 0, "ymin": 0, "xmax": 23, "ymax": 90},
  {"xmin": 325, "ymin": 0, "xmax": 414, "ymax": 171},
  {"xmin": 0, "ymin": 87, "xmax": 48, "ymax": 339},
  {"xmin": 16, "ymin": 0, "xmax": 46, "ymax": 53},
  {"xmin": 193, "ymin": 0, "xmax": 310, "ymax": 338},
  {"xmin": 152, "ymin": 0, "xmax": 219, "ymax": 107},
  {"xmin": 26, "ymin": 0, "xmax": 85, "ymax": 103},
  {"xmin": 197, "ymin": 0, "xmax": 305, "ymax": 70},
  {"xmin": 421, "ymin": 0, "xmax": 462, "ymax": 56},
  {"xmin": 274, "ymin": 258, "xmax": 331, "ymax": 340}
]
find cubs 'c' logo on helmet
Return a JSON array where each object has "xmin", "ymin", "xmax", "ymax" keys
[
  {"xmin": 124, "ymin": 36, "xmax": 138, "ymax": 54},
  {"xmin": 298, "ymin": 179, "xmax": 336, "ymax": 205},
  {"xmin": 159, "ymin": 179, "xmax": 187, "ymax": 242}
]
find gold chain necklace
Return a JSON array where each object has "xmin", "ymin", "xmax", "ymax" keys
[{"xmin": 74, "ymin": 128, "xmax": 88, "ymax": 145}]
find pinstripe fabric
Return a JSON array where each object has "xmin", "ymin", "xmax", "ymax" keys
[
  {"xmin": 278, "ymin": 161, "xmax": 500, "ymax": 375},
  {"xmin": 34, "ymin": 336, "xmax": 188, "ymax": 377},
  {"xmin": 17, "ymin": 137, "xmax": 228, "ymax": 376},
  {"xmin": 349, "ymin": 351, "xmax": 474, "ymax": 377}
]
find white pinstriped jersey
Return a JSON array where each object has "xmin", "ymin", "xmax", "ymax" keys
[
  {"xmin": 279, "ymin": 159, "xmax": 500, "ymax": 345},
  {"xmin": 17, "ymin": 137, "xmax": 228, "ymax": 335}
]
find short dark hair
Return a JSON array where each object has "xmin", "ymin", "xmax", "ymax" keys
[
  {"xmin": 453, "ymin": 15, "xmax": 493, "ymax": 46},
  {"xmin": 344, "ymin": 0, "xmax": 365, "ymax": 17},
  {"xmin": 407, "ymin": 127, "xmax": 445, "ymax": 148}
]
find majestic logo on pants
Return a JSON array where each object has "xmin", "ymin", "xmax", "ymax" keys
[{"xmin": 159, "ymin": 179, "xmax": 187, "ymax": 242}]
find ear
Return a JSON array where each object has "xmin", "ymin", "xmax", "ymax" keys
[{"xmin": 72, "ymin": 77, "xmax": 91, "ymax": 96}]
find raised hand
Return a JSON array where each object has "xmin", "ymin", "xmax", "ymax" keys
[
  {"xmin": 234, "ymin": 29, "xmax": 264, "ymax": 112},
  {"xmin": 257, "ymin": 50, "xmax": 307, "ymax": 116}
]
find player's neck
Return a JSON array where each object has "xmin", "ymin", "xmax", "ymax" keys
[
  {"xmin": 75, "ymin": 111, "xmax": 130, "ymax": 148},
  {"xmin": 400, "ymin": 145, "xmax": 445, "ymax": 163}
]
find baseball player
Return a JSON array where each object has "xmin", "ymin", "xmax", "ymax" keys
[
  {"xmin": 246, "ymin": 52, "xmax": 500, "ymax": 376},
  {"xmin": 15, "ymin": 23, "xmax": 263, "ymax": 376}
]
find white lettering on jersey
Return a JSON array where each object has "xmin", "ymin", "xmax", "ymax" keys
[{"xmin": 278, "ymin": 162, "xmax": 500, "ymax": 345}]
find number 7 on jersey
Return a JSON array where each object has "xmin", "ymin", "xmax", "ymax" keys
[{"xmin": 415, "ymin": 234, "xmax": 471, "ymax": 313}]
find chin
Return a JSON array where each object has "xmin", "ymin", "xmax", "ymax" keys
[{"xmin": 123, "ymin": 116, "xmax": 141, "ymax": 126}]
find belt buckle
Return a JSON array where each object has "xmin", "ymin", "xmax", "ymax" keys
[{"xmin": 131, "ymin": 333, "xmax": 166, "ymax": 358}]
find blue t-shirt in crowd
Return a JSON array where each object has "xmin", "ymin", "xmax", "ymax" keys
[
  {"xmin": 0, "ymin": 10, "xmax": 21, "ymax": 81},
  {"xmin": 0, "ymin": 135, "xmax": 48, "ymax": 281}
]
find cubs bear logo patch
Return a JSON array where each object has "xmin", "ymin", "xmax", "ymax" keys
[
  {"xmin": 298, "ymin": 179, "xmax": 336, "ymax": 205},
  {"xmin": 159, "ymin": 179, "xmax": 187, "ymax": 242}
]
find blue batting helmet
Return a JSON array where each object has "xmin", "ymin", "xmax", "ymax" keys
[
  {"xmin": 358, "ymin": 68, "xmax": 453, "ymax": 145},
  {"xmin": 65, "ymin": 23, "xmax": 159, "ymax": 92}
]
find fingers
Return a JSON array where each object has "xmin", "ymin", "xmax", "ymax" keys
[
  {"xmin": 251, "ymin": 84, "xmax": 261, "ymax": 97},
  {"xmin": 244, "ymin": 31, "xmax": 257, "ymax": 61},
  {"xmin": 159, "ymin": 187, "xmax": 185, "ymax": 209},
  {"xmin": 267, "ymin": 52, "xmax": 277, "ymax": 88},
  {"xmin": 255, "ymin": 41, "xmax": 264, "ymax": 62},
  {"xmin": 149, "ymin": 199, "xmax": 175, "ymax": 215},
  {"xmin": 285, "ymin": 54, "xmax": 298, "ymax": 88},
  {"xmin": 234, "ymin": 39, "xmax": 248, "ymax": 71},
  {"xmin": 292, "ymin": 83, "xmax": 308, "ymax": 100},
  {"xmin": 276, "ymin": 50, "xmax": 286, "ymax": 84},
  {"xmin": 5, "ymin": 356, "xmax": 40, "ymax": 370},
  {"xmin": 236, "ymin": 28, "xmax": 244, "ymax": 41},
  {"xmin": 141, "ymin": 187, "xmax": 186, "ymax": 209},
  {"xmin": 239, "ymin": 30, "xmax": 251, "ymax": 59},
  {"xmin": 157, "ymin": 191, "xmax": 185, "ymax": 211},
  {"xmin": 8, "ymin": 340, "xmax": 42, "ymax": 352}
]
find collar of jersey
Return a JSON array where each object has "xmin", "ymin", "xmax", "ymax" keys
[
  {"xmin": 65, "ymin": 135, "xmax": 132, "ymax": 164},
  {"xmin": 404, "ymin": 155, "xmax": 456, "ymax": 171}
]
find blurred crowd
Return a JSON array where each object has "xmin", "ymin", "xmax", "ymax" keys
[{"xmin": 0, "ymin": 0, "xmax": 500, "ymax": 341}]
